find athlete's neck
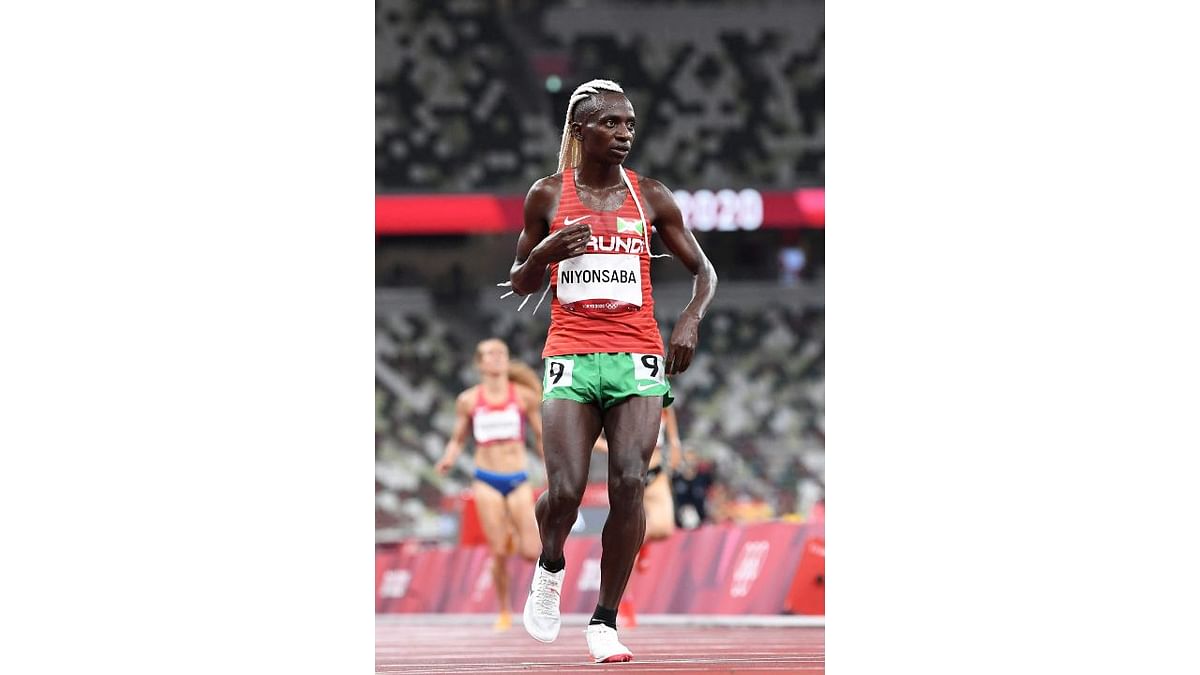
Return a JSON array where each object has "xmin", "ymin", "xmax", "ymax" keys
[
  {"xmin": 574, "ymin": 163, "xmax": 624, "ymax": 191},
  {"xmin": 481, "ymin": 373, "xmax": 508, "ymax": 396}
]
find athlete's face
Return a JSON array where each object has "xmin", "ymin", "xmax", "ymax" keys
[
  {"xmin": 475, "ymin": 340, "xmax": 509, "ymax": 376},
  {"xmin": 573, "ymin": 92, "xmax": 635, "ymax": 165}
]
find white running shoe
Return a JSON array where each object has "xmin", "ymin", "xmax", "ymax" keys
[
  {"xmin": 585, "ymin": 624, "xmax": 634, "ymax": 663},
  {"xmin": 522, "ymin": 563, "xmax": 565, "ymax": 642}
]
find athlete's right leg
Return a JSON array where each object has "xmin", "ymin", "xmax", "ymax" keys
[
  {"xmin": 473, "ymin": 480, "xmax": 516, "ymax": 629},
  {"xmin": 524, "ymin": 398, "xmax": 601, "ymax": 643},
  {"xmin": 534, "ymin": 398, "xmax": 602, "ymax": 562}
]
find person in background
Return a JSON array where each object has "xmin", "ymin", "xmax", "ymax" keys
[
  {"xmin": 436, "ymin": 339, "xmax": 544, "ymax": 631},
  {"xmin": 672, "ymin": 449, "xmax": 716, "ymax": 529}
]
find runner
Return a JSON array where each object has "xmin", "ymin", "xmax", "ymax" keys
[
  {"xmin": 508, "ymin": 78, "xmax": 717, "ymax": 662},
  {"xmin": 435, "ymin": 339, "xmax": 543, "ymax": 631}
]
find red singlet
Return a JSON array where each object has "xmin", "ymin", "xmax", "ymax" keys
[
  {"xmin": 542, "ymin": 169, "xmax": 662, "ymax": 357},
  {"xmin": 471, "ymin": 382, "xmax": 524, "ymax": 444}
]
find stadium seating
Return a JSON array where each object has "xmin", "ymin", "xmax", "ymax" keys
[{"xmin": 375, "ymin": 0, "xmax": 824, "ymax": 193}]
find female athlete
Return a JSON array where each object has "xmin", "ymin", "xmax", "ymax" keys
[
  {"xmin": 509, "ymin": 78, "xmax": 716, "ymax": 662},
  {"xmin": 435, "ymin": 338, "xmax": 544, "ymax": 631}
]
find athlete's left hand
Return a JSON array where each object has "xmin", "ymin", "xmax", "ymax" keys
[{"xmin": 665, "ymin": 312, "xmax": 700, "ymax": 375}]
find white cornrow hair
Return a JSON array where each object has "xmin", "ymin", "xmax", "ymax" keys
[{"xmin": 557, "ymin": 79, "xmax": 624, "ymax": 174}]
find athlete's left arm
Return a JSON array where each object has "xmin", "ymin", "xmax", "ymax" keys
[
  {"xmin": 641, "ymin": 177, "xmax": 718, "ymax": 375},
  {"xmin": 519, "ymin": 385, "xmax": 545, "ymax": 461}
]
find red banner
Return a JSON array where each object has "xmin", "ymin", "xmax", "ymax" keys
[
  {"xmin": 623, "ymin": 522, "xmax": 823, "ymax": 615},
  {"xmin": 377, "ymin": 521, "xmax": 824, "ymax": 615},
  {"xmin": 784, "ymin": 537, "xmax": 825, "ymax": 615},
  {"xmin": 376, "ymin": 188, "xmax": 824, "ymax": 235}
]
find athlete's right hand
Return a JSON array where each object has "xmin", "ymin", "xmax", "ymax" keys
[{"xmin": 532, "ymin": 221, "xmax": 591, "ymax": 264}]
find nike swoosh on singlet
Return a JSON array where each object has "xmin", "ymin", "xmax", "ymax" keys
[{"xmin": 564, "ymin": 216, "xmax": 591, "ymax": 226}]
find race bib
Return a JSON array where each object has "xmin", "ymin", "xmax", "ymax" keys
[
  {"xmin": 544, "ymin": 358, "xmax": 574, "ymax": 391},
  {"xmin": 556, "ymin": 254, "xmax": 642, "ymax": 315},
  {"xmin": 473, "ymin": 405, "xmax": 522, "ymax": 443}
]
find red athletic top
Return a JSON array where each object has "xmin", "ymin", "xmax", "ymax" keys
[
  {"xmin": 542, "ymin": 169, "xmax": 663, "ymax": 357},
  {"xmin": 471, "ymin": 382, "xmax": 524, "ymax": 445}
]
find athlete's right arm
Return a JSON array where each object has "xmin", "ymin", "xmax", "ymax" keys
[
  {"xmin": 435, "ymin": 392, "xmax": 473, "ymax": 476},
  {"xmin": 510, "ymin": 175, "xmax": 591, "ymax": 296}
]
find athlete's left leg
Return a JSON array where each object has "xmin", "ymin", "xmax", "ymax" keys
[
  {"xmin": 597, "ymin": 396, "xmax": 661, "ymax": 610},
  {"xmin": 473, "ymin": 480, "xmax": 517, "ymax": 629},
  {"xmin": 584, "ymin": 395, "xmax": 659, "ymax": 662}
]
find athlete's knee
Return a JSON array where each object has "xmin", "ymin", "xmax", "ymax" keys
[
  {"xmin": 546, "ymin": 482, "xmax": 585, "ymax": 512},
  {"xmin": 608, "ymin": 471, "xmax": 646, "ymax": 504}
]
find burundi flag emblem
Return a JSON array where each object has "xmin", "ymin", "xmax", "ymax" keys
[{"xmin": 616, "ymin": 217, "xmax": 645, "ymax": 235}]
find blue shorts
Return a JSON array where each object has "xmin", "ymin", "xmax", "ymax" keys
[{"xmin": 473, "ymin": 468, "xmax": 529, "ymax": 497}]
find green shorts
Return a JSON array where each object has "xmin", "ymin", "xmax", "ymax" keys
[{"xmin": 542, "ymin": 353, "xmax": 674, "ymax": 409}]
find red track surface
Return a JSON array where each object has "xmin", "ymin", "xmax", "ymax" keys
[{"xmin": 376, "ymin": 617, "xmax": 824, "ymax": 673}]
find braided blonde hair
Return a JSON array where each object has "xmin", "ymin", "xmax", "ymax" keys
[{"xmin": 556, "ymin": 79, "xmax": 625, "ymax": 173}]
